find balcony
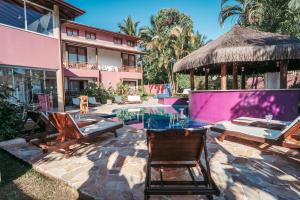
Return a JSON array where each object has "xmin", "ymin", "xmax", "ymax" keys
[{"xmin": 63, "ymin": 62, "xmax": 142, "ymax": 73}]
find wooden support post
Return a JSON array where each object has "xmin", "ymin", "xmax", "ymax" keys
[
  {"xmin": 280, "ymin": 60, "xmax": 288, "ymax": 89},
  {"xmin": 232, "ymin": 63, "xmax": 238, "ymax": 89},
  {"xmin": 65, "ymin": 44, "xmax": 69, "ymax": 68},
  {"xmin": 190, "ymin": 68, "xmax": 195, "ymax": 90},
  {"xmin": 221, "ymin": 63, "xmax": 227, "ymax": 90},
  {"xmin": 204, "ymin": 68, "xmax": 208, "ymax": 90},
  {"xmin": 241, "ymin": 67, "xmax": 246, "ymax": 89}
]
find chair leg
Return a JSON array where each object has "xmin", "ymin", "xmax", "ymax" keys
[{"xmin": 114, "ymin": 130, "xmax": 118, "ymax": 137}]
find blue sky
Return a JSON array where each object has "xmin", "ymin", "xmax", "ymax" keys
[{"xmin": 66, "ymin": 0, "xmax": 234, "ymax": 40}]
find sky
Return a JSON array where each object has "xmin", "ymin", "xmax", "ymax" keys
[{"xmin": 66, "ymin": 0, "xmax": 235, "ymax": 40}]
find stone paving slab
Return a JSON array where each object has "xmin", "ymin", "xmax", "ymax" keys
[{"xmin": 1, "ymin": 127, "xmax": 299, "ymax": 200}]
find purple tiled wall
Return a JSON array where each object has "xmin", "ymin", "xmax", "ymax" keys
[{"xmin": 189, "ymin": 90, "xmax": 300, "ymax": 123}]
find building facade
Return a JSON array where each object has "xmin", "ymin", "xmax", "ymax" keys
[
  {"xmin": 61, "ymin": 21, "xmax": 143, "ymax": 95},
  {"xmin": 0, "ymin": 0, "xmax": 142, "ymax": 111}
]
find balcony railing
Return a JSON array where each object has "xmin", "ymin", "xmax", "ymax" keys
[
  {"xmin": 63, "ymin": 62, "xmax": 98, "ymax": 70},
  {"xmin": 63, "ymin": 62, "xmax": 142, "ymax": 73}
]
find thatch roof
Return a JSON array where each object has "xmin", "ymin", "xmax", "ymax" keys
[{"xmin": 173, "ymin": 25, "xmax": 300, "ymax": 73}]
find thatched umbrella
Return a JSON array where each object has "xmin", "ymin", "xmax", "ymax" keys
[{"xmin": 173, "ymin": 25, "xmax": 300, "ymax": 89}]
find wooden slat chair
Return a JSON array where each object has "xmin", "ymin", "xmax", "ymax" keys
[
  {"xmin": 42, "ymin": 112, "xmax": 123, "ymax": 154},
  {"xmin": 145, "ymin": 128, "xmax": 220, "ymax": 200},
  {"xmin": 212, "ymin": 116, "xmax": 300, "ymax": 148},
  {"xmin": 23, "ymin": 111, "xmax": 57, "ymax": 142}
]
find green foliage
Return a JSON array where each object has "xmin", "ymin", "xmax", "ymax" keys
[
  {"xmin": 118, "ymin": 16, "xmax": 139, "ymax": 36},
  {"xmin": 0, "ymin": 84, "xmax": 23, "ymax": 140},
  {"xmin": 140, "ymin": 9, "xmax": 207, "ymax": 92},
  {"xmin": 115, "ymin": 82, "xmax": 132, "ymax": 101},
  {"xmin": 220, "ymin": 0, "xmax": 300, "ymax": 38},
  {"xmin": 81, "ymin": 82, "xmax": 114, "ymax": 104}
]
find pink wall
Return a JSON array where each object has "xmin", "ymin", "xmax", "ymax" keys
[
  {"xmin": 64, "ymin": 68, "xmax": 99, "ymax": 78},
  {"xmin": 190, "ymin": 90, "xmax": 300, "ymax": 123},
  {"xmin": 100, "ymin": 71, "xmax": 142, "ymax": 88},
  {"xmin": 144, "ymin": 84, "xmax": 165, "ymax": 95},
  {"xmin": 0, "ymin": 25, "xmax": 60, "ymax": 69}
]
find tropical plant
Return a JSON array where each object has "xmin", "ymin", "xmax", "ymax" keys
[
  {"xmin": 0, "ymin": 83, "xmax": 23, "ymax": 140},
  {"xmin": 82, "ymin": 82, "xmax": 114, "ymax": 104},
  {"xmin": 118, "ymin": 16, "xmax": 139, "ymax": 36},
  {"xmin": 140, "ymin": 9, "xmax": 206, "ymax": 94},
  {"xmin": 220, "ymin": 0, "xmax": 300, "ymax": 38},
  {"xmin": 115, "ymin": 82, "xmax": 131, "ymax": 101}
]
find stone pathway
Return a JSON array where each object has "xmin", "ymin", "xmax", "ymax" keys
[{"xmin": 0, "ymin": 127, "xmax": 299, "ymax": 200}]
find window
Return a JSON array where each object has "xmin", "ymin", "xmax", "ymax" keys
[
  {"xmin": 122, "ymin": 53, "xmax": 136, "ymax": 66},
  {"xmin": 67, "ymin": 46, "xmax": 87, "ymax": 63},
  {"xmin": 114, "ymin": 37, "xmax": 122, "ymax": 45},
  {"xmin": 0, "ymin": 0, "xmax": 54, "ymax": 36},
  {"xmin": 85, "ymin": 31, "xmax": 96, "ymax": 40},
  {"xmin": 127, "ymin": 40, "xmax": 135, "ymax": 47},
  {"xmin": 66, "ymin": 28, "xmax": 79, "ymax": 37}
]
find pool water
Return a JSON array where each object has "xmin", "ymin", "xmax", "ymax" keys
[{"xmin": 113, "ymin": 105, "xmax": 208, "ymax": 129}]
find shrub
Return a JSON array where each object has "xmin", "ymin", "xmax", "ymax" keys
[
  {"xmin": 82, "ymin": 82, "xmax": 114, "ymax": 104},
  {"xmin": 115, "ymin": 83, "xmax": 131, "ymax": 101},
  {"xmin": 0, "ymin": 84, "xmax": 23, "ymax": 140}
]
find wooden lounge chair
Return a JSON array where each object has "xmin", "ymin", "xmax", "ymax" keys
[
  {"xmin": 22, "ymin": 111, "xmax": 57, "ymax": 142},
  {"xmin": 144, "ymin": 128, "xmax": 220, "ymax": 200},
  {"xmin": 88, "ymin": 97, "xmax": 101, "ymax": 107},
  {"xmin": 41, "ymin": 112, "xmax": 123, "ymax": 154},
  {"xmin": 211, "ymin": 116, "xmax": 300, "ymax": 149},
  {"xmin": 232, "ymin": 116, "xmax": 291, "ymax": 129}
]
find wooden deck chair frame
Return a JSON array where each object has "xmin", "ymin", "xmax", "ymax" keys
[
  {"xmin": 211, "ymin": 118, "xmax": 300, "ymax": 149},
  {"xmin": 23, "ymin": 111, "xmax": 57, "ymax": 142},
  {"xmin": 42, "ymin": 112, "xmax": 123, "ymax": 154},
  {"xmin": 144, "ymin": 128, "xmax": 220, "ymax": 200}
]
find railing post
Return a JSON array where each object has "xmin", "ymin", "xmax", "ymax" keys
[
  {"xmin": 280, "ymin": 60, "xmax": 288, "ymax": 89},
  {"xmin": 233, "ymin": 63, "xmax": 238, "ymax": 89}
]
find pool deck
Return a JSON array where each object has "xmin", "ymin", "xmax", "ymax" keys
[{"xmin": 1, "ymin": 125, "xmax": 299, "ymax": 200}]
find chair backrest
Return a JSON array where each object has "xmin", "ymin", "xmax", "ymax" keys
[
  {"xmin": 49, "ymin": 112, "xmax": 82, "ymax": 140},
  {"xmin": 281, "ymin": 116, "xmax": 300, "ymax": 139},
  {"xmin": 114, "ymin": 96, "xmax": 123, "ymax": 103},
  {"xmin": 72, "ymin": 98, "xmax": 80, "ymax": 106},
  {"xmin": 146, "ymin": 128, "xmax": 207, "ymax": 162},
  {"xmin": 88, "ymin": 97, "xmax": 97, "ymax": 104},
  {"xmin": 27, "ymin": 111, "xmax": 56, "ymax": 131},
  {"xmin": 79, "ymin": 96, "xmax": 89, "ymax": 113}
]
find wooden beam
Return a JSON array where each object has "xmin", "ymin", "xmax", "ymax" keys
[
  {"xmin": 232, "ymin": 63, "xmax": 238, "ymax": 89},
  {"xmin": 241, "ymin": 67, "xmax": 246, "ymax": 89},
  {"xmin": 280, "ymin": 61, "xmax": 288, "ymax": 89},
  {"xmin": 96, "ymin": 48, "xmax": 100, "ymax": 85},
  {"xmin": 204, "ymin": 68, "xmax": 208, "ymax": 90},
  {"xmin": 221, "ymin": 63, "xmax": 227, "ymax": 90},
  {"xmin": 190, "ymin": 68, "xmax": 195, "ymax": 90}
]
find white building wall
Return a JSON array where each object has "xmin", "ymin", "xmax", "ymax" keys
[{"xmin": 98, "ymin": 48, "xmax": 121, "ymax": 71}]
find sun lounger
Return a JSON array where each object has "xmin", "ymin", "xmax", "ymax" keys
[
  {"xmin": 211, "ymin": 116, "xmax": 300, "ymax": 148},
  {"xmin": 72, "ymin": 98, "xmax": 80, "ymax": 107},
  {"xmin": 127, "ymin": 95, "xmax": 141, "ymax": 104},
  {"xmin": 23, "ymin": 111, "xmax": 57, "ymax": 142},
  {"xmin": 42, "ymin": 112, "xmax": 123, "ymax": 154},
  {"xmin": 144, "ymin": 128, "xmax": 220, "ymax": 200},
  {"xmin": 232, "ymin": 116, "xmax": 291, "ymax": 127},
  {"xmin": 88, "ymin": 97, "xmax": 101, "ymax": 107},
  {"xmin": 114, "ymin": 96, "xmax": 123, "ymax": 104}
]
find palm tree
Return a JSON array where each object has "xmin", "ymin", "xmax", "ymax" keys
[
  {"xmin": 118, "ymin": 16, "xmax": 139, "ymax": 36},
  {"xmin": 219, "ymin": 0, "xmax": 261, "ymax": 27}
]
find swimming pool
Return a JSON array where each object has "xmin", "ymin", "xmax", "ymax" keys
[{"xmin": 113, "ymin": 105, "xmax": 208, "ymax": 129}]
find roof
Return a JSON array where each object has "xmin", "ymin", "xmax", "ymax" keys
[
  {"xmin": 31, "ymin": 0, "xmax": 85, "ymax": 20},
  {"xmin": 173, "ymin": 25, "xmax": 300, "ymax": 73},
  {"xmin": 62, "ymin": 21, "xmax": 140, "ymax": 41}
]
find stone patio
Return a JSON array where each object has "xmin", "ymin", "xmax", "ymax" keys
[{"xmin": 0, "ymin": 126, "xmax": 299, "ymax": 200}]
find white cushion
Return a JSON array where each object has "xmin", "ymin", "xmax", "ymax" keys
[
  {"xmin": 128, "ymin": 95, "xmax": 141, "ymax": 102},
  {"xmin": 114, "ymin": 96, "xmax": 123, "ymax": 103},
  {"xmin": 214, "ymin": 121, "xmax": 283, "ymax": 140},
  {"xmin": 80, "ymin": 120, "xmax": 122, "ymax": 136},
  {"xmin": 235, "ymin": 117, "xmax": 291, "ymax": 126}
]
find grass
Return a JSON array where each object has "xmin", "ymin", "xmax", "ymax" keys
[{"xmin": 0, "ymin": 150, "xmax": 79, "ymax": 200}]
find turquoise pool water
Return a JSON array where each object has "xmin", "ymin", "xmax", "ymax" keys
[{"xmin": 113, "ymin": 105, "xmax": 208, "ymax": 129}]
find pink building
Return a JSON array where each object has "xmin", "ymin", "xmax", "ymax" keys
[
  {"xmin": 61, "ymin": 21, "xmax": 143, "ymax": 94},
  {"xmin": 0, "ymin": 0, "xmax": 84, "ymax": 111},
  {"xmin": 0, "ymin": 0, "xmax": 143, "ymax": 110}
]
